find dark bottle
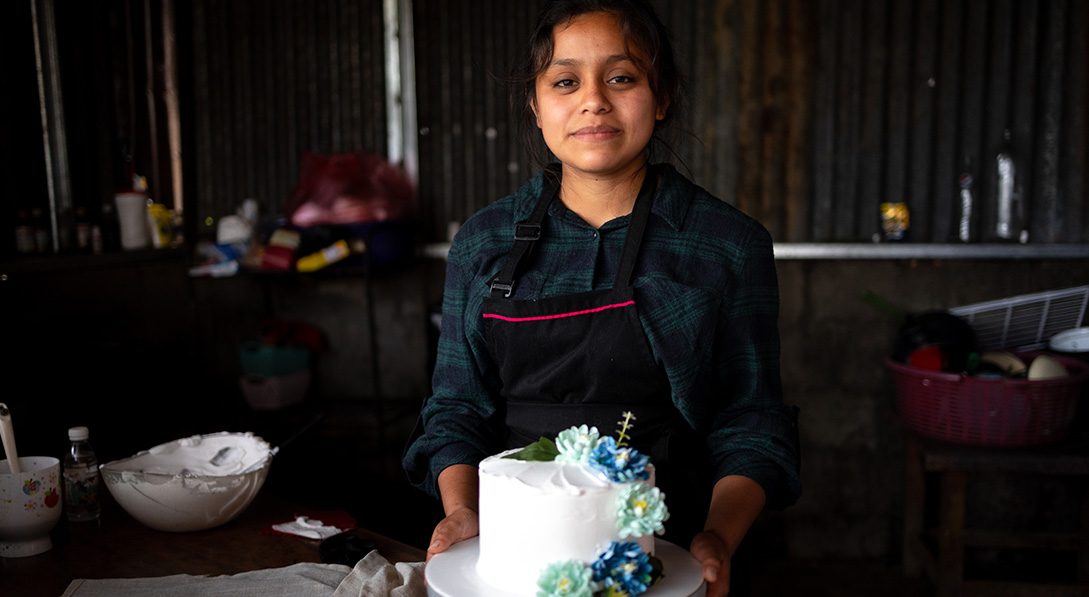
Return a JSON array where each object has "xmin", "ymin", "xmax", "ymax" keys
[
  {"xmin": 30, "ymin": 208, "xmax": 50, "ymax": 253},
  {"xmin": 14, "ymin": 210, "xmax": 35, "ymax": 254},
  {"xmin": 99, "ymin": 203, "xmax": 122, "ymax": 252},
  {"xmin": 75, "ymin": 207, "xmax": 93, "ymax": 253}
]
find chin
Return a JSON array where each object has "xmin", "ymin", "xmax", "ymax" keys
[{"xmin": 559, "ymin": 155, "xmax": 644, "ymax": 177}]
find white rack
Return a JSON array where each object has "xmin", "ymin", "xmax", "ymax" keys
[{"xmin": 949, "ymin": 286, "xmax": 1089, "ymax": 351}]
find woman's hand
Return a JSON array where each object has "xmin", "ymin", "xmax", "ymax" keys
[
  {"xmin": 429, "ymin": 463, "xmax": 481, "ymax": 561},
  {"xmin": 689, "ymin": 530, "xmax": 731, "ymax": 596},
  {"xmin": 426, "ymin": 505, "xmax": 479, "ymax": 561},
  {"xmin": 693, "ymin": 474, "xmax": 768, "ymax": 597}
]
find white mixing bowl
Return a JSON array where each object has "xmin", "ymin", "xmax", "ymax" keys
[{"xmin": 100, "ymin": 432, "xmax": 274, "ymax": 532}]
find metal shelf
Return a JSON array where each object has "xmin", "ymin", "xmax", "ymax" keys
[{"xmin": 422, "ymin": 242, "xmax": 1089, "ymax": 261}]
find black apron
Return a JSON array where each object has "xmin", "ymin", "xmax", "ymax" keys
[{"xmin": 482, "ymin": 165, "xmax": 711, "ymax": 545}]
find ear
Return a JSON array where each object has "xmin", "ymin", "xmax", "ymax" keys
[
  {"xmin": 531, "ymin": 99, "xmax": 542, "ymax": 129},
  {"xmin": 655, "ymin": 98, "xmax": 670, "ymax": 121}
]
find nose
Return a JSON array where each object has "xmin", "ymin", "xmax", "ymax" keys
[{"xmin": 580, "ymin": 80, "xmax": 611, "ymax": 113}]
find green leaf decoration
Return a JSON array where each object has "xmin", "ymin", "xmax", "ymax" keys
[
  {"xmin": 615, "ymin": 411, "xmax": 637, "ymax": 447},
  {"xmin": 502, "ymin": 437, "xmax": 560, "ymax": 462}
]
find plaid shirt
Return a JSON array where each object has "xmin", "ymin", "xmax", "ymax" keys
[{"xmin": 403, "ymin": 164, "xmax": 801, "ymax": 509}]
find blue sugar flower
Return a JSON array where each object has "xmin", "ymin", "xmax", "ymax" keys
[
  {"xmin": 555, "ymin": 425, "xmax": 601, "ymax": 464},
  {"xmin": 602, "ymin": 586, "xmax": 632, "ymax": 597},
  {"xmin": 591, "ymin": 542, "xmax": 654, "ymax": 596},
  {"xmin": 588, "ymin": 437, "xmax": 650, "ymax": 483},
  {"xmin": 616, "ymin": 484, "xmax": 669, "ymax": 538},
  {"xmin": 537, "ymin": 560, "xmax": 597, "ymax": 597}
]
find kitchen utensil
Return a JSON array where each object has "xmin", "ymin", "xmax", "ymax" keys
[
  {"xmin": 100, "ymin": 432, "xmax": 274, "ymax": 532},
  {"xmin": 0, "ymin": 403, "xmax": 20, "ymax": 474}
]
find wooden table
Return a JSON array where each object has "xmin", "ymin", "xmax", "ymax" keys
[
  {"xmin": 0, "ymin": 488, "xmax": 425, "ymax": 597},
  {"xmin": 903, "ymin": 433, "xmax": 1089, "ymax": 597}
]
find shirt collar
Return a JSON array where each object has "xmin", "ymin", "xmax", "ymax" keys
[{"xmin": 513, "ymin": 163, "xmax": 693, "ymax": 231}]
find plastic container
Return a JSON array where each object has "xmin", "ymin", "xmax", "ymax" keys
[
  {"xmin": 886, "ymin": 352, "xmax": 1089, "ymax": 447},
  {"xmin": 239, "ymin": 341, "xmax": 310, "ymax": 378},
  {"xmin": 63, "ymin": 427, "xmax": 101, "ymax": 521},
  {"xmin": 239, "ymin": 369, "xmax": 311, "ymax": 411},
  {"xmin": 1049, "ymin": 327, "xmax": 1089, "ymax": 362}
]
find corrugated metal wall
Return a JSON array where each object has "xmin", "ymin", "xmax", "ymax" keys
[
  {"xmin": 189, "ymin": 0, "xmax": 1087, "ymax": 244},
  {"xmin": 806, "ymin": 0, "xmax": 1087, "ymax": 243},
  {"xmin": 411, "ymin": 0, "xmax": 544, "ymax": 242},
  {"xmin": 190, "ymin": 0, "xmax": 388, "ymax": 227},
  {"xmin": 411, "ymin": 0, "xmax": 1086, "ymax": 244}
]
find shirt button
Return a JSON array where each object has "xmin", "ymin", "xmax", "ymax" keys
[{"xmin": 591, "ymin": 231, "xmax": 598, "ymax": 239}]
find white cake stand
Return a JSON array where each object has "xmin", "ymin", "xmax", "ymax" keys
[{"xmin": 426, "ymin": 537, "xmax": 707, "ymax": 597}]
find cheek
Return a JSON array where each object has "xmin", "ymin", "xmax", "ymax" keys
[{"xmin": 536, "ymin": 103, "xmax": 564, "ymax": 135}]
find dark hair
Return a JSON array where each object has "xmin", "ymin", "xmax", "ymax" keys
[{"xmin": 513, "ymin": 0, "xmax": 685, "ymax": 168}]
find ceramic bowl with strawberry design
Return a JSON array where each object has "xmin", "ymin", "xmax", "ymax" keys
[{"xmin": 0, "ymin": 456, "xmax": 63, "ymax": 557}]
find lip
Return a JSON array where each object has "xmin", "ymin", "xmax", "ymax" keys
[{"xmin": 572, "ymin": 125, "xmax": 621, "ymax": 140}]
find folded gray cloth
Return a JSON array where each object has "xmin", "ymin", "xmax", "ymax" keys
[
  {"xmin": 332, "ymin": 551, "xmax": 426, "ymax": 597},
  {"xmin": 62, "ymin": 562, "xmax": 353, "ymax": 597},
  {"xmin": 60, "ymin": 552, "xmax": 427, "ymax": 597}
]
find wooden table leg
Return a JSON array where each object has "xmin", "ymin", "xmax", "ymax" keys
[
  {"xmin": 903, "ymin": 437, "xmax": 925, "ymax": 577},
  {"xmin": 936, "ymin": 469, "xmax": 966, "ymax": 597},
  {"xmin": 1080, "ymin": 479, "xmax": 1089, "ymax": 583}
]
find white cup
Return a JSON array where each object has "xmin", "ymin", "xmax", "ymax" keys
[
  {"xmin": 115, "ymin": 192, "xmax": 152, "ymax": 250},
  {"xmin": 0, "ymin": 456, "xmax": 63, "ymax": 557}
]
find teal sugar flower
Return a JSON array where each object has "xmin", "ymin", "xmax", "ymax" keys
[
  {"xmin": 537, "ymin": 560, "xmax": 598, "ymax": 597},
  {"xmin": 616, "ymin": 484, "xmax": 669, "ymax": 538},
  {"xmin": 555, "ymin": 425, "xmax": 602, "ymax": 464},
  {"xmin": 588, "ymin": 437, "xmax": 650, "ymax": 483},
  {"xmin": 591, "ymin": 542, "xmax": 654, "ymax": 597}
]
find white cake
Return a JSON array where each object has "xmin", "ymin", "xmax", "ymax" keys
[{"xmin": 474, "ymin": 423, "xmax": 669, "ymax": 596}]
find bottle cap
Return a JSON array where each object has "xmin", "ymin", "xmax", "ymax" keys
[{"xmin": 68, "ymin": 426, "xmax": 90, "ymax": 441}]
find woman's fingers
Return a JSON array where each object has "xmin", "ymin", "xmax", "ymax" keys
[
  {"xmin": 690, "ymin": 530, "xmax": 731, "ymax": 597},
  {"xmin": 426, "ymin": 507, "xmax": 479, "ymax": 561}
]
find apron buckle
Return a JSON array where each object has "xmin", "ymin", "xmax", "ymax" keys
[{"xmin": 490, "ymin": 280, "xmax": 514, "ymax": 297}]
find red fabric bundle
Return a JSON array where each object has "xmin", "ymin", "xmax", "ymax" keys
[{"xmin": 284, "ymin": 152, "xmax": 414, "ymax": 228}]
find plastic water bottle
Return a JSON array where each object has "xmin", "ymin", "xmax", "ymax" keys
[{"xmin": 64, "ymin": 426, "xmax": 101, "ymax": 521}]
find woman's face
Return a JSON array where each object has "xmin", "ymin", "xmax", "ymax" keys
[{"xmin": 533, "ymin": 11, "xmax": 667, "ymax": 179}]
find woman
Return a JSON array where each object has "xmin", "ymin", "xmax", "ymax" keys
[{"xmin": 403, "ymin": 1, "xmax": 801, "ymax": 594}]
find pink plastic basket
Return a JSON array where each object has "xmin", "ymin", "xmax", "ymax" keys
[{"xmin": 886, "ymin": 352, "xmax": 1089, "ymax": 446}]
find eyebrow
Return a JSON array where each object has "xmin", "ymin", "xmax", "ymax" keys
[{"xmin": 549, "ymin": 54, "xmax": 632, "ymax": 68}]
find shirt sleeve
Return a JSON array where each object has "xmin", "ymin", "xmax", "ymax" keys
[
  {"xmin": 703, "ymin": 223, "xmax": 801, "ymax": 510},
  {"xmin": 401, "ymin": 228, "xmax": 504, "ymax": 499}
]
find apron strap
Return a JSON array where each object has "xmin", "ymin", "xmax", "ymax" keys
[
  {"xmin": 490, "ymin": 163, "xmax": 658, "ymax": 299},
  {"xmin": 489, "ymin": 167, "xmax": 560, "ymax": 298},
  {"xmin": 613, "ymin": 164, "xmax": 658, "ymax": 289}
]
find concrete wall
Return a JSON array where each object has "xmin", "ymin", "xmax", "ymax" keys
[
  {"xmin": 6, "ymin": 253, "xmax": 1088, "ymax": 560},
  {"xmin": 229, "ymin": 254, "xmax": 1089, "ymax": 562},
  {"xmin": 773, "ymin": 257, "xmax": 1089, "ymax": 561}
]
